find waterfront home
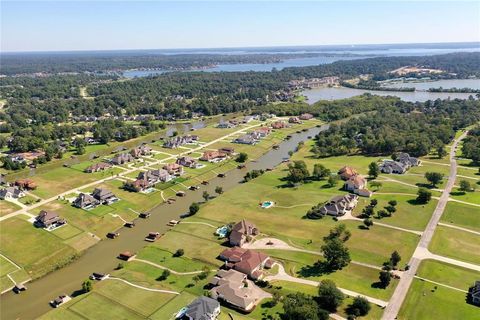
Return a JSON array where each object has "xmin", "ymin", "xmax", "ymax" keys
[
  {"xmin": 184, "ymin": 296, "xmax": 221, "ymax": 320},
  {"xmin": 110, "ymin": 153, "xmax": 135, "ymax": 165},
  {"xmin": 92, "ymin": 188, "xmax": 118, "ymax": 204},
  {"xmin": 344, "ymin": 175, "xmax": 373, "ymax": 197},
  {"xmin": 229, "ymin": 220, "xmax": 259, "ymax": 247},
  {"xmin": 163, "ymin": 163, "xmax": 184, "ymax": 176},
  {"xmin": 319, "ymin": 194, "xmax": 359, "ymax": 217},
  {"xmin": 130, "ymin": 145, "xmax": 152, "ymax": 158},
  {"xmin": 84, "ymin": 162, "xmax": 112, "ymax": 173},
  {"xmin": 163, "ymin": 135, "xmax": 198, "ymax": 149},
  {"xmin": 338, "ymin": 166, "xmax": 359, "ymax": 181},
  {"xmin": 35, "ymin": 210, "xmax": 66, "ymax": 229},
  {"xmin": 0, "ymin": 186, "xmax": 25, "ymax": 200},
  {"xmin": 209, "ymin": 269, "xmax": 265, "ymax": 312},
  {"xmin": 242, "ymin": 115, "xmax": 256, "ymax": 123},
  {"xmin": 233, "ymin": 134, "xmax": 257, "ymax": 145},
  {"xmin": 72, "ymin": 193, "xmax": 100, "ymax": 209},
  {"xmin": 288, "ymin": 117, "xmax": 301, "ymax": 124},
  {"xmin": 176, "ymin": 156, "xmax": 198, "ymax": 168},
  {"xmin": 131, "ymin": 169, "xmax": 173, "ymax": 189},
  {"xmin": 254, "ymin": 127, "xmax": 271, "ymax": 138},
  {"xmin": 299, "ymin": 113, "xmax": 314, "ymax": 120},
  {"xmin": 200, "ymin": 150, "xmax": 228, "ymax": 163},
  {"xmin": 218, "ymin": 147, "xmax": 235, "ymax": 156},
  {"xmin": 271, "ymin": 120, "xmax": 288, "ymax": 129},
  {"xmin": 219, "ymin": 247, "xmax": 273, "ymax": 280},
  {"xmin": 14, "ymin": 178, "xmax": 37, "ymax": 190},
  {"xmin": 217, "ymin": 121, "xmax": 237, "ymax": 129}
]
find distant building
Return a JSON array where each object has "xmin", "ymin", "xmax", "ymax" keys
[
  {"xmin": 130, "ymin": 145, "xmax": 152, "ymax": 158},
  {"xmin": 200, "ymin": 150, "xmax": 228, "ymax": 163},
  {"xmin": 163, "ymin": 163, "xmax": 184, "ymax": 176},
  {"xmin": 319, "ymin": 194, "xmax": 359, "ymax": 217},
  {"xmin": 0, "ymin": 186, "xmax": 25, "ymax": 200},
  {"xmin": 110, "ymin": 153, "xmax": 135, "ymax": 165},
  {"xmin": 299, "ymin": 113, "xmax": 314, "ymax": 120},
  {"xmin": 14, "ymin": 179, "xmax": 37, "ymax": 190},
  {"xmin": 233, "ymin": 134, "xmax": 257, "ymax": 145},
  {"xmin": 288, "ymin": 117, "xmax": 301, "ymax": 124},
  {"xmin": 271, "ymin": 121, "xmax": 287, "ymax": 129},
  {"xmin": 163, "ymin": 135, "xmax": 198, "ymax": 149},
  {"xmin": 176, "ymin": 156, "xmax": 198, "ymax": 168},
  {"xmin": 35, "ymin": 210, "xmax": 66, "ymax": 228},
  {"xmin": 84, "ymin": 162, "xmax": 112, "ymax": 173}
]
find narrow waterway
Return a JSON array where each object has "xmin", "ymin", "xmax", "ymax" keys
[{"xmin": 0, "ymin": 125, "xmax": 327, "ymax": 320}]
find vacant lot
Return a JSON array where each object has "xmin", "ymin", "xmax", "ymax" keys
[
  {"xmin": 429, "ymin": 225, "xmax": 480, "ymax": 265},
  {"xmin": 441, "ymin": 201, "xmax": 480, "ymax": 232},
  {"xmin": 0, "ymin": 200, "xmax": 21, "ymax": 217},
  {"xmin": 416, "ymin": 259, "xmax": 480, "ymax": 290}
]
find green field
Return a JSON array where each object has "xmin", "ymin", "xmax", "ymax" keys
[
  {"xmin": 429, "ymin": 225, "xmax": 480, "ymax": 265},
  {"xmin": 0, "ymin": 200, "xmax": 21, "ymax": 217},
  {"xmin": 398, "ymin": 279, "xmax": 477, "ymax": 320},
  {"xmin": 441, "ymin": 201, "xmax": 480, "ymax": 232},
  {"xmin": 416, "ymin": 259, "xmax": 480, "ymax": 290}
]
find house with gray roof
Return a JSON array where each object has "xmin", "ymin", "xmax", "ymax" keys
[
  {"xmin": 184, "ymin": 296, "xmax": 220, "ymax": 320},
  {"xmin": 92, "ymin": 188, "xmax": 117, "ymax": 204},
  {"xmin": 0, "ymin": 186, "xmax": 25, "ymax": 200},
  {"xmin": 380, "ymin": 160, "xmax": 408, "ymax": 174},
  {"xmin": 469, "ymin": 281, "xmax": 480, "ymax": 306},
  {"xmin": 233, "ymin": 134, "xmax": 257, "ymax": 145},
  {"xmin": 73, "ymin": 193, "xmax": 100, "ymax": 209},
  {"xmin": 397, "ymin": 152, "xmax": 421, "ymax": 167},
  {"xmin": 319, "ymin": 194, "xmax": 359, "ymax": 217},
  {"xmin": 110, "ymin": 153, "xmax": 134, "ymax": 165}
]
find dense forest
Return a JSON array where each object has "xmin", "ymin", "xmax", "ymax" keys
[
  {"xmin": 462, "ymin": 126, "xmax": 480, "ymax": 164},
  {"xmin": 312, "ymin": 98, "xmax": 480, "ymax": 157}
]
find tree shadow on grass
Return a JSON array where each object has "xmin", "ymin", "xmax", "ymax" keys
[
  {"xmin": 450, "ymin": 191, "xmax": 466, "ymax": 196},
  {"xmin": 407, "ymin": 199, "xmax": 427, "ymax": 206},
  {"xmin": 298, "ymin": 261, "xmax": 333, "ymax": 278},
  {"xmin": 415, "ymin": 183, "xmax": 436, "ymax": 189},
  {"xmin": 371, "ymin": 282, "xmax": 388, "ymax": 289}
]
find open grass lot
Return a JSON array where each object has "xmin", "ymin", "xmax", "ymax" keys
[
  {"xmin": 353, "ymin": 194, "xmax": 437, "ymax": 231},
  {"xmin": 0, "ymin": 200, "xmax": 21, "ymax": 216},
  {"xmin": 38, "ymin": 308, "xmax": 86, "ymax": 320},
  {"xmin": 440, "ymin": 201, "xmax": 480, "ymax": 232},
  {"xmin": 29, "ymin": 166, "xmax": 114, "ymax": 199},
  {"xmin": 457, "ymin": 166, "xmax": 480, "ymax": 179},
  {"xmin": 194, "ymin": 167, "xmax": 420, "ymax": 267},
  {"xmin": 0, "ymin": 255, "xmax": 18, "ymax": 277},
  {"xmin": 398, "ymin": 279, "xmax": 477, "ymax": 320},
  {"xmin": 416, "ymin": 259, "xmax": 480, "ymax": 290},
  {"xmin": 148, "ymin": 291, "xmax": 197, "ymax": 320},
  {"xmin": 18, "ymin": 194, "xmax": 39, "ymax": 206},
  {"xmin": 262, "ymin": 249, "xmax": 397, "ymax": 301},
  {"xmin": 0, "ymin": 217, "xmax": 77, "ymax": 279},
  {"xmin": 194, "ymin": 126, "xmax": 240, "ymax": 141},
  {"xmin": 449, "ymin": 188, "xmax": 480, "ymax": 205},
  {"xmin": 429, "ymin": 225, "xmax": 480, "ymax": 265}
]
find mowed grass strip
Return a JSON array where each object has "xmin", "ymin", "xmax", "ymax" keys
[
  {"xmin": 441, "ymin": 201, "xmax": 480, "ymax": 232},
  {"xmin": 398, "ymin": 279, "xmax": 477, "ymax": 320},
  {"xmin": 429, "ymin": 225, "xmax": 480, "ymax": 265},
  {"xmin": 0, "ymin": 200, "xmax": 21, "ymax": 217},
  {"xmin": 149, "ymin": 291, "xmax": 197, "ymax": 320},
  {"xmin": 416, "ymin": 259, "xmax": 480, "ymax": 290},
  {"xmin": 37, "ymin": 308, "xmax": 86, "ymax": 320}
]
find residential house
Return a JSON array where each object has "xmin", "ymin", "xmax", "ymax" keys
[
  {"xmin": 242, "ymin": 116, "xmax": 256, "ymax": 123},
  {"xmin": 163, "ymin": 163, "xmax": 184, "ymax": 176},
  {"xmin": 200, "ymin": 150, "xmax": 227, "ymax": 163},
  {"xmin": 338, "ymin": 166, "xmax": 359, "ymax": 181},
  {"xmin": 299, "ymin": 113, "xmax": 314, "ymax": 120},
  {"xmin": 344, "ymin": 175, "xmax": 373, "ymax": 197},
  {"xmin": 111, "ymin": 153, "xmax": 135, "ymax": 165},
  {"xmin": 130, "ymin": 145, "xmax": 152, "ymax": 158},
  {"xmin": 218, "ymin": 147, "xmax": 235, "ymax": 156},
  {"xmin": 73, "ymin": 193, "xmax": 99, "ymax": 209},
  {"xmin": 35, "ymin": 210, "xmax": 65, "ymax": 228},
  {"xmin": 176, "ymin": 156, "xmax": 198, "ymax": 168},
  {"xmin": 92, "ymin": 188, "xmax": 117, "ymax": 204},
  {"xmin": 217, "ymin": 121, "xmax": 237, "ymax": 129},
  {"xmin": 0, "ymin": 186, "xmax": 25, "ymax": 200},
  {"xmin": 469, "ymin": 281, "xmax": 480, "ymax": 306},
  {"xmin": 84, "ymin": 162, "xmax": 112, "ymax": 173},
  {"xmin": 163, "ymin": 135, "xmax": 198, "ymax": 149},
  {"xmin": 380, "ymin": 160, "xmax": 408, "ymax": 174},
  {"xmin": 288, "ymin": 117, "xmax": 301, "ymax": 124},
  {"xmin": 229, "ymin": 220, "xmax": 259, "ymax": 247},
  {"xmin": 209, "ymin": 269, "xmax": 265, "ymax": 312},
  {"xmin": 14, "ymin": 178, "xmax": 37, "ymax": 190},
  {"xmin": 254, "ymin": 127, "xmax": 271, "ymax": 138},
  {"xmin": 397, "ymin": 152, "xmax": 421, "ymax": 167},
  {"xmin": 233, "ymin": 134, "xmax": 257, "ymax": 145},
  {"xmin": 271, "ymin": 121, "xmax": 287, "ymax": 129},
  {"xmin": 319, "ymin": 194, "xmax": 359, "ymax": 217},
  {"xmin": 128, "ymin": 169, "xmax": 173, "ymax": 191},
  {"xmin": 184, "ymin": 296, "xmax": 221, "ymax": 320},
  {"xmin": 219, "ymin": 247, "xmax": 273, "ymax": 280}
]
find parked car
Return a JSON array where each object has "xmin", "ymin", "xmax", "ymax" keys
[
  {"xmin": 139, "ymin": 212, "xmax": 151, "ymax": 219},
  {"xmin": 145, "ymin": 232, "xmax": 160, "ymax": 242},
  {"xmin": 50, "ymin": 295, "xmax": 71, "ymax": 308},
  {"xmin": 106, "ymin": 232, "xmax": 120, "ymax": 239}
]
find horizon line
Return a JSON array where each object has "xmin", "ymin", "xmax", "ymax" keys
[{"xmin": 2, "ymin": 41, "xmax": 479, "ymax": 55}]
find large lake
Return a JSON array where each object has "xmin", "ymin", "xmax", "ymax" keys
[{"xmin": 303, "ymin": 79, "xmax": 480, "ymax": 103}]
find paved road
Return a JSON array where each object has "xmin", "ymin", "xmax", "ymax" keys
[{"xmin": 381, "ymin": 131, "xmax": 468, "ymax": 320}]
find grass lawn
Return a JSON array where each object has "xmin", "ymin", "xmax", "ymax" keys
[
  {"xmin": 38, "ymin": 308, "xmax": 86, "ymax": 320},
  {"xmin": 149, "ymin": 291, "xmax": 197, "ymax": 320},
  {"xmin": 441, "ymin": 201, "xmax": 480, "ymax": 232},
  {"xmin": 449, "ymin": 188, "xmax": 480, "ymax": 205},
  {"xmin": 0, "ymin": 255, "xmax": 18, "ymax": 277},
  {"xmin": 68, "ymin": 292, "xmax": 145, "ymax": 320},
  {"xmin": 398, "ymin": 279, "xmax": 477, "ymax": 320},
  {"xmin": 457, "ymin": 166, "xmax": 480, "ymax": 179},
  {"xmin": 94, "ymin": 279, "xmax": 176, "ymax": 317},
  {"xmin": 353, "ymin": 194, "xmax": 437, "ymax": 232},
  {"xmin": 0, "ymin": 217, "xmax": 77, "ymax": 279},
  {"xmin": 0, "ymin": 200, "xmax": 21, "ymax": 217},
  {"xmin": 18, "ymin": 195, "xmax": 39, "ymax": 206},
  {"xmin": 50, "ymin": 224, "xmax": 83, "ymax": 240},
  {"xmin": 429, "ymin": 225, "xmax": 480, "ymax": 265},
  {"xmin": 416, "ymin": 259, "xmax": 480, "ymax": 290},
  {"xmin": 262, "ymin": 249, "xmax": 397, "ymax": 301}
]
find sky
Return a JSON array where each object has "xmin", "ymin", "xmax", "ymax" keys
[{"xmin": 1, "ymin": 1, "xmax": 480, "ymax": 52}]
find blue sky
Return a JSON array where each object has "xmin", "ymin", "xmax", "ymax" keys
[{"xmin": 1, "ymin": 1, "xmax": 479, "ymax": 52}]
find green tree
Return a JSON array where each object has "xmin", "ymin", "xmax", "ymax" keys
[
  {"xmin": 287, "ymin": 160, "xmax": 310, "ymax": 184},
  {"xmin": 390, "ymin": 251, "xmax": 401, "ymax": 268},
  {"xmin": 363, "ymin": 218, "xmax": 373, "ymax": 229},
  {"xmin": 312, "ymin": 164, "xmax": 331, "ymax": 180},
  {"xmin": 82, "ymin": 279, "xmax": 93, "ymax": 293},
  {"xmin": 236, "ymin": 152, "xmax": 248, "ymax": 163},
  {"xmin": 282, "ymin": 292, "xmax": 328, "ymax": 320},
  {"xmin": 189, "ymin": 202, "xmax": 200, "ymax": 216},
  {"xmin": 321, "ymin": 237, "xmax": 351, "ymax": 270},
  {"xmin": 437, "ymin": 145, "xmax": 446, "ymax": 159},
  {"xmin": 202, "ymin": 191, "xmax": 210, "ymax": 202},
  {"xmin": 317, "ymin": 279, "xmax": 345, "ymax": 312},
  {"xmin": 215, "ymin": 186, "xmax": 223, "ymax": 195},
  {"xmin": 348, "ymin": 296, "xmax": 371, "ymax": 317},
  {"xmin": 425, "ymin": 172, "xmax": 444, "ymax": 187},
  {"xmin": 459, "ymin": 179, "xmax": 472, "ymax": 192},
  {"xmin": 368, "ymin": 162, "xmax": 380, "ymax": 178},
  {"xmin": 327, "ymin": 175, "xmax": 339, "ymax": 188},
  {"xmin": 173, "ymin": 249, "xmax": 184, "ymax": 257},
  {"xmin": 379, "ymin": 271, "xmax": 391, "ymax": 288},
  {"xmin": 157, "ymin": 269, "xmax": 170, "ymax": 281},
  {"xmin": 416, "ymin": 188, "xmax": 432, "ymax": 204}
]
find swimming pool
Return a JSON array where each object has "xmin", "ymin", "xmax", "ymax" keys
[{"xmin": 261, "ymin": 201, "xmax": 274, "ymax": 209}]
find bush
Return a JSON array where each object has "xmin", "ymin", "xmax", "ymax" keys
[
  {"xmin": 157, "ymin": 269, "xmax": 170, "ymax": 281},
  {"xmin": 173, "ymin": 249, "xmax": 184, "ymax": 257},
  {"xmin": 347, "ymin": 296, "xmax": 371, "ymax": 317}
]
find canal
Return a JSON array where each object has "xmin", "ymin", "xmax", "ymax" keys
[{"xmin": 0, "ymin": 124, "xmax": 327, "ymax": 320}]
